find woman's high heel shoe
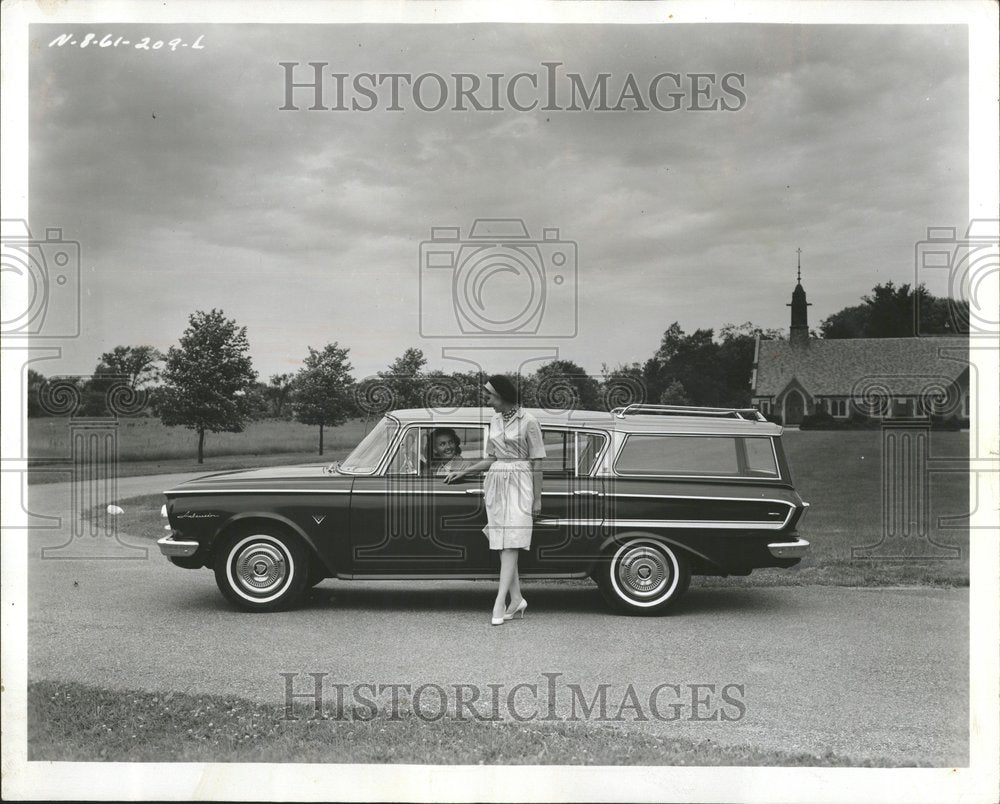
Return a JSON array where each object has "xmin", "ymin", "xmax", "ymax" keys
[
  {"xmin": 491, "ymin": 609, "xmax": 506, "ymax": 626},
  {"xmin": 503, "ymin": 598, "xmax": 527, "ymax": 621}
]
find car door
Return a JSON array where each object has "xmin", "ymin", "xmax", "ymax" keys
[
  {"xmin": 520, "ymin": 427, "xmax": 609, "ymax": 574},
  {"xmin": 349, "ymin": 423, "xmax": 493, "ymax": 575}
]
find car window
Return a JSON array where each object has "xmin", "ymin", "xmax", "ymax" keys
[
  {"xmin": 575, "ymin": 432, "xmax": 605, "ymax": 475},
  {"xmin": 615, "ymin": 434, "xmax": 743, "ymax": 477},
  {"xmin": 539, "ymin": 429, "xmax": 605, "ymax": 476},
  {"xmin": 539, "ymin": 429, "xmax": 572, "ymax": 475},
  {"xmin": 742, "ymin": 437, "xmax": 779, "ymax": 477},
  {"xmin": 385, "ymin": 425, "xmax": 488, "ymax": 476},
  {"xmin": 340, "ymin": 416, "xmax": 399, "ymax": 474},
  {"xmin": 387, "ymin": 428, "xmax": 421, "ymax": 475}
]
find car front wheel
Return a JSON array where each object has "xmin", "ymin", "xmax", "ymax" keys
[
  {"xmin": 596, "ymin": 537, "xmax": 690, "ymax": 615},
  {"xmin": 214, "ymin": 528, "xmax": 309, "ymax": 612}
]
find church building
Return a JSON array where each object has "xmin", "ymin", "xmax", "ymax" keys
[{"xmin": 750, "ymin": 253, "xmax": 969, "ymax": 425}]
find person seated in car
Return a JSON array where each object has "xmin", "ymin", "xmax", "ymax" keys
[{"xmin": 424, "ymin": 428, "xmax": 471, "ymax": 476}]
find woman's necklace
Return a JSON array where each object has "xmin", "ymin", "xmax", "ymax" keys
[{"xmin": 501, "ymin": 405, "xmax": 518, "ymax": 423}]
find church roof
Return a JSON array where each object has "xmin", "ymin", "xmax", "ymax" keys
[{"xmin": 753, "ymin": 336, "xmax": 969, "ymax": 397}]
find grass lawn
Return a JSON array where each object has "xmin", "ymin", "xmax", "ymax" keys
[
  {"xmin": 28, "ymin": 680, "xmax": 916, "ymax": 766},
  {"xmin": 27, "ymin": 417, "xmax": 370, "ymax": 484},
  {"xmin": 762, "ymin": 428, "xmax": 969, "ymax": 586}
]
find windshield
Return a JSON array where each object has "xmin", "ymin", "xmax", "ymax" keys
[{"xmin": 340, "ymin": 416, "xmax": 400, "ymax": 474}]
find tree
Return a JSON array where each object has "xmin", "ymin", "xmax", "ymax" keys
[
  {"xmin": 71, "ymin": 345, "xmax": 164, "ymax": 418},
  {"xmin": 658, "ymin": 380, "xmax": 690, "ymax": 405},
  {"xmin": 819, "ymin": 303, "xmax": 869, "ymax": 339},
  {"xmin": 291, "ymin": 343, "xmax": 355, "ymax": 455},
  {"xmin": 650, "ymin": 325, "xmax": 724, "ymax": 406},
  {"xmin": 377, "ymin": 348, "xmax": 428, "ymax": 409},
  {"xmin": 599, "ymin": 362, "xmax": 649, "ymax": 410},
  {"xmin": 820, "ymin": 282, "xmax": 970, "ymax": 338},
  {"xmin": 244, "ymin": 381, "xmax": 272, "ymax": 421},
  {"xmin": 79, "ymin": 364, "xmax": 124, "ymax": 417},
  {"xmin": 532, "ymin": 359, "xmax": 601, "ymax": 412},
  {"xmin": 265, "ymin": 373, "xmax": 295, "ymax": 419},
  {"xmin": 26, "ymin": 368, "xmax": 46, "ymax": 417},
  {"xmin": 97, "ymin": 345, "xmax": 163, "ymax": 388},
  {"xmin": 716, "ymin": 322, "xmax": 784, "ymax": 407},
  {"xmin": 642, "ymin": 321, "xmax": 781, "ymax": 408},
  {"xmin": 860, "ymin": 282, "xmax": 917, "ymax": 338},
  {"xmin": 158, "ymin": 309, "xmax": 257, "ymax": 463}
]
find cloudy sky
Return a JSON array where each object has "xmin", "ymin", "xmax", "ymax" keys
[{"xmin": 28, "ymin": 22, "xmax": 967, "ymax": 382}]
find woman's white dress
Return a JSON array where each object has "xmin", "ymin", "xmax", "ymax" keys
[{"xmin": 482, "ymin": 408, "xmax": 546, "ymax": 550}]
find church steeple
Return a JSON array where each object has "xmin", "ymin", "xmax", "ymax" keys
[{"xmin": 787, "ymin": 247, "xmax": 812, "ymax": 347}]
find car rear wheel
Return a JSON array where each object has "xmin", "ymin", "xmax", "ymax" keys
[
  {"xmin": 214, "ymin": 528, "xmax": 309, "ymax": 612},
  {"xmin": 596, "ymin": 537, "xmax": 690, "ymax": 615}
]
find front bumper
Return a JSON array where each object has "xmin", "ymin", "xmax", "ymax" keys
[
  {"xmin": 157, "ymin": 534, "xmax": 200, "ymax": 558},
  {"xmin": 767, "ymin": 537, "xmax": 810, "ymax": 559}
]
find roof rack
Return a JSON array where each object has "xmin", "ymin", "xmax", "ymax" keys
[{"xmin": 611, "ymin": 404, "xmax": 767, "ymax": 422}]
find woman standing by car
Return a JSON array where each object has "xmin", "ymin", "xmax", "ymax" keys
[{"xmin": 444, "ymin": 375, "xmax": 546, "ymax": 625}]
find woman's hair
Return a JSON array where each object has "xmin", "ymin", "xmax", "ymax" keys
[
  {"xmin": 431, "ymin": 428, "xmax": 462, "ymax": 455},
  {"xmin": 485, "ymin": 374, "xmax": 520, "ymax": 405}
]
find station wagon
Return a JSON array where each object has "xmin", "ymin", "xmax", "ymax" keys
[{"xmin": 158, "ymin": 404, "xmax": 810, "ymax": 614}]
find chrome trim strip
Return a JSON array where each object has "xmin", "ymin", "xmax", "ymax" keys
[
  {"xmin": 157, "ymin": 535, "xmax": 200, "ymax": 558},
  {"xmin": 164, "ymin": 488, "xmax": 598, "ymax": 496},
  {"xmin": 353, "ymin": 489, "xmax": 578, "ymax": 496},
  {"xmin": 341, "ymin": 572, "xmax": 590, "ymax": 580},
  {"xmin": 165, "ymin": 488, "xmax": 352, "ymax": 495},
  {"xmin": 354, "ymin": 488, "xmax": 476, "ymax": 495},
  {"xmin": 767, "ymin": 539, "xmax": 810, "ymax": 558},
  {"xmin": 552, "ymin": 518, "xmax": 790, "ymax": 531}
]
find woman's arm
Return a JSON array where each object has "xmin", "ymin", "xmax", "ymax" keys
[
  {"xmin": 530, "ymin": 457, "xmax": 543, "ymax": 517},
  {"xmin": 443, "ymin": 457, "xmax": 495, "ymax": 483}
]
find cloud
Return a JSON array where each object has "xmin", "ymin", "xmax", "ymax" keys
[{"xmin": 27, "ymin": 22, "xmax": 968, "ymax": 378}]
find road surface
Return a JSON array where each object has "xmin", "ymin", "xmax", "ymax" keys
[{"xmin": 22, "ymin": 471, "xmax": 969, "ymax": 765}]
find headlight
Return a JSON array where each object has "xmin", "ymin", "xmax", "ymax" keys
[{"xmin": 161, "ymin": 504, "xmax": 168, "ymax": 518}]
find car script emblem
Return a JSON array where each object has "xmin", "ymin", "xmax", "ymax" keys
[{"xmin": 312, "ymin": 515, "xmax": 326, "ymax": 524}]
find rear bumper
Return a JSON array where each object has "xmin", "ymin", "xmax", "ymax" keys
[
  {"xmin": 157, "ymin": 534, "xmax": 200, "ymax": 558},
  {"xmin": 767, "ymin": 537, "xmax": 810, "ymax": 559}
]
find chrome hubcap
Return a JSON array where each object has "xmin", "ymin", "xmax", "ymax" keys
[
  {"xmin": 234, "ymin": 542, "xmax": 287, "ymax": 595},
  {"xmin": 617, "ymin": 545, "xmax": 670, "ymax": 598}
]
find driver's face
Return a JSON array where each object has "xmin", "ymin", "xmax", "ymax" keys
[{"xmin": 433, "ymin": 436, "xmax": 456, "ymax": 458}]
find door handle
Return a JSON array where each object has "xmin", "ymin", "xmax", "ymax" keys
[
  {"xmin": 465, "ymin": 488, "xmax": 484, "ymax": 495},
  {"xmin": 573, "ymin": 490, "xmax": 601, "ymax": 496}
]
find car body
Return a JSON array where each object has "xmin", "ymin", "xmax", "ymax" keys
[{"xmin": 159, "ymin": 404, "xmax": 810, "ymax": 614}]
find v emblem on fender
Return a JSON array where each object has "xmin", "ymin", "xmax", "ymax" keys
[{"xmin": 312, "ymin": 515, "xmax": 326, "ymax": 525}]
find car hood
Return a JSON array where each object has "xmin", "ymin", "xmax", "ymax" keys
[{"xmin": 165, "ymin": 463, "xmax": 354, "ymax": 495}]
